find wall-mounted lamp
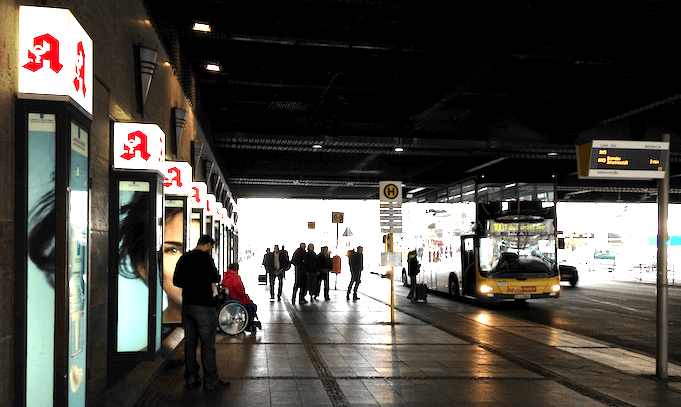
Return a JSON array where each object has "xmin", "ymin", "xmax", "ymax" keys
[
  {"xmin": 173, "ymin": 108, "xmax": 188, "ymax": 156},
  {"xmin": 394, "ymin": 147, "xmax": 404, "ymax": 152},
  {"xmin": 191, "ymin": 141, "xmax": 204, "ymax": 176},
  {"xmin": 139, "ymin": 47, "xmax": 158, "ymax": 107},
  {"xmin": 205, "ymin": 159, "xmax": 214, "ymax": 185}
]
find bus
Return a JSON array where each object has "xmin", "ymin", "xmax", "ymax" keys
[{"xmin": 401, "ymin": 178, "xmax": 561, "ymax": 301}]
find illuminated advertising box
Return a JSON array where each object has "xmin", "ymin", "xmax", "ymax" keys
[
  {"xmin": 18, "ymin": 6, "xmax": 94, "ymax": 116},
  {"xmin": 189, "ymin": 182, "xmax": 207, "ymax": 210},
  {"xmin": 161, "ymin": 161, "xmax": 192, "ymax": 196},
  {"xmin": 215, "ymin": 202, "xmax": 224, "ymax": 221},
  {"xmin": 205, "ymin": 194, "xmax": 217, "ymax": 217},
  {"xmin": 113, "ymin": 123, "xmax": 165, "ymax": 170}
]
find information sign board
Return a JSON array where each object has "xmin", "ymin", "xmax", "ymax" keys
[{"xmin": 577, "ymin": 140, "xmax": 669, "ymax": 180}]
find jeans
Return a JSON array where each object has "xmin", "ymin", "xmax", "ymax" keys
[
  {"xmin": 182, "ymin": 305, "xmax": 219, "ymax": 385},
  {"xmin": 292, "ymin": 267, "xmax": 307, "ymax": 301},
  {"xmin": 269, "ymin": 272, "xmax": 283, "ymax": 298},
  {"xmin": 347, "ymin": 273, "xmax": 360, "ymax": 296},
  {"xmin": 317, "ymin": 272, "xmax": 330, "ymax": 299}
]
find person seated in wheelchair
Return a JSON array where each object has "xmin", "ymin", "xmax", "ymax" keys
[{"xmin": 220, "ymin": 263, "xmax": 260, "ymax": 332}]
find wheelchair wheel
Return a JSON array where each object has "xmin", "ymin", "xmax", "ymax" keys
[{"xmin": 217, "ymin": 301, "xmax": 249, "ymax": 335}]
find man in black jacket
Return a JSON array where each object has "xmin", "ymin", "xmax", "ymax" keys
[
  {"xmin": 291, "ymin": 243, "xmax": 308, "ymax": 304},
  {"xmin": 316, "ymin": 246, "xmax": 333, "ymax": 300},
  {"xmin": 304, "ymin": 243, "xmax": 318, "ymax": 302},
  {"xmin": 173, "ymin": 235, "xmax": 230, "ymax": 391}
]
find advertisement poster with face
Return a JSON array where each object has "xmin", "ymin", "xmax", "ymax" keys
[
  {"xmin": 163, "ymin": 199, "xmax": 185, "ymax": 323},
  {"xmin": 26, "ymin": 113, "xmax": 57, "ymax": 407},
  {"xmin": 116, "ymin": 181, "xmax": 151, "ymax": 352},
  {"xmin": 68, "ymin": 123, "xmax": 88, "ymax": 406}
]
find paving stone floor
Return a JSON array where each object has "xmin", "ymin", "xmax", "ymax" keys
[{"xmin": 134, "ymin": 276, "xmax": 681, "ymax": 407}]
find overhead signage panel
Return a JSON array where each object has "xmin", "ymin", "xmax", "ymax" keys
[
  {"xmin": 18, "ymin": 6, "xmax": 93, "ymax": 116},
  {"xmin": 577, "ymin": 140, "xmax": 669, "ymax": 180}
]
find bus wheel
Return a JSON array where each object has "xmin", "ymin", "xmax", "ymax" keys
[{"xmin": 449, "ymin": 275, "xmax": 460, "ymax": 299}]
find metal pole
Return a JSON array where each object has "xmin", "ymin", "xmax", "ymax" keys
[
  {"xmin": 656, "ymin": 133, "xmax": 670, "ymax": 378},
  {"xmin": 390, "ymin": 266, "xmax": 395, "ymax": 325}
]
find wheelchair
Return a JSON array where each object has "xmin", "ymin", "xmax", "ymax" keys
[{"xmin": 215, "ymin": 290, "xmax": 261, "ymax": 335}]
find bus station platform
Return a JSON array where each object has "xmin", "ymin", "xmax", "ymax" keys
[{"xmin": 130, "ymin": 277, "xmax": 681, "ymax": 407}]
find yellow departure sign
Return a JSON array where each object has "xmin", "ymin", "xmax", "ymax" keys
[{"xmin": 577, "ymin": 140, "xmax": 669, "ymax": 180}]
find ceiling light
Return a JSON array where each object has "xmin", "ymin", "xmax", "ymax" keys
[
  {"xmin": 394, "ymin": 147, "xmax": 404, "ymax": 152},
  {"xmin": 206, "ymin": 63, "xmax": 220, "ymax": 72},
  {"xmin": 548, "ymin": 152, "xmax": 558, "ymax": 156},
  {"xmin": 192, "ymin": 22, "xmax": 211, "ymax": 32},
  {"xmin": 409, "ymin": 187, "xmax": 425, "ymax": 194},
  {"xmin": 312, "ymin": 144, "xmax": 322, "ymax": 149}
]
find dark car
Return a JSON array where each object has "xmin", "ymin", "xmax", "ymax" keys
[{"xmin": 559, "ymin": 264, "xmax": 579, "ymax": 286}]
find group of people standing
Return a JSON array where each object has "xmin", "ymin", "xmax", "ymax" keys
[{"xmin": 262, "ymin": 243, "xmax": 364, "ymax": 304}]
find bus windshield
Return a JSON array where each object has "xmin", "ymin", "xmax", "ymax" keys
[{"xmin": 479, "ymin": 218, "xmax": 557, "ymax": 277}]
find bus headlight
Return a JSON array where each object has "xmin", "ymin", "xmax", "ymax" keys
[
  {"xmin": 552, "ymin": 284, "xmax": 561, "ymax": 292},
  {"xmin": 480, "ymin": 285, "xmax": 493, "ymax": 293}
]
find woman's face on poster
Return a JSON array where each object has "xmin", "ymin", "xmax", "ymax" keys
[{"xmin": 162, "ymin": 211, "xmax": 184, "ymax": 317}]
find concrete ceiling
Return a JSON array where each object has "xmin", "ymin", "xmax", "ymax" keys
[{"xmin": 145, "ymin": 0, "xmax": 681, "ymax": 202}]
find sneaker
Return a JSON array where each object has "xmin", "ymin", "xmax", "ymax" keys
[
  {"xmin": 253, "ymin": 320, "xmax": 262, "ymax": 329},
  {"xmin": 204, "ymin": 379, "xmax": 230, "ymax": 391},
  {"xmin": 277, "ymin": 296, "xmax": 281, "ymax": 301},
  {"xmin": 324, "ymin": 297, "xmax": 330, "ymax": 301},
  {"xmin": 346, "ymin": 293, "xmax": 350, "ymax": 301},
  {"xmin": 185, "ymin": 380, "xmax": 201, "ymax": 389},
  {"xmin": 299, "ymin": 299, "xmax": 308, "ymax": 304},
  {"xmin": 353, "ymin": 296, "xmax": 360, "ymax": 301}
]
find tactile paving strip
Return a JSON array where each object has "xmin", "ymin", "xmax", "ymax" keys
[{"xmin": 283, "ymin": 296, "xmax": 350, "ymax": 407}]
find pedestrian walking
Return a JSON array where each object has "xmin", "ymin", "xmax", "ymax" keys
[
  {"xmin": 262, "ymin": 248, "xmax": 272, "ymax": 285},
  {"xmin": 347, "ymin": 246, "xmax": 363, "ymax": 301}
]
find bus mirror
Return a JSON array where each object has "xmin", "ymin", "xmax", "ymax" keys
[{"xmin": 558, "ymin": 237, "xmax": 565, "ymax": 249}]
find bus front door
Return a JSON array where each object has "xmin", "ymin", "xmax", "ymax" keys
[{"xmin": 461, "ymin": 236, "xmax": 477, "ymax": 297}]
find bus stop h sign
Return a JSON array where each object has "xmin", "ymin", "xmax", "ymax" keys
[{"xmin": 379, "ymin": 181, "xmax": 402, "ymax": 202}]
